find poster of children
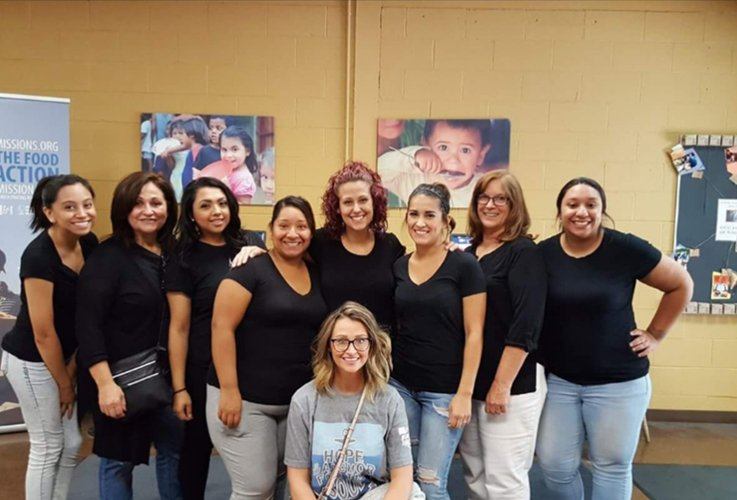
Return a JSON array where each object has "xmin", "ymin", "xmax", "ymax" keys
[
  {"xmin": 140, "ymin": 113, "xmax": 275, "ymax": 205},
  {"xmin": 377, "ymin": 118, "xmax": 511, "ymax": 208}
]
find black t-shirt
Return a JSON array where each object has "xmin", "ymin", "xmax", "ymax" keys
[
  {"xmin": 2, "ymin": 231, "xmax": 98, "ymax": 362},
  {"xmin": 468, "ymin": 238, "xmax": 547, "ymax": 399},
  {"xmin": 392, "ymin": 250, "xmax": 486, "ymax": 394},
  {"xmin": 207, "ymin": 254, "xmax": 328, "ymax": 405},
  {"xmin": 538, "ymin": 229, "xmax": 661, "ymax": 385},
  {"xmin": 76, "ymin": 238, "xmax": 167, "ymax": 369},
  {"xmin": 309, "ymin": 228, "xmax": 405, "ymax": 333},
  {"xmin": 165, "ymin": 232, "xmax": 266, "ymax": 368},
  {"xmin": 192, "ymin": 145, "xmax": 221, "ymax": 171}
]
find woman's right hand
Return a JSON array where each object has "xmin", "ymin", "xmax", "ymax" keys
[
  {"xmin": 98, "ymin": 381, "xmax": 126, "ymax": 419},
  {"xmin": 173, "ymin": 390, "xmax": 193, "ymax": 421},
  {"xmin": 231, "ymin": 245, "xmax": 266, "ymax": 268},
  {"xmin": 218, "ymin": 388, "xmax": 242, "ymax": 428}
]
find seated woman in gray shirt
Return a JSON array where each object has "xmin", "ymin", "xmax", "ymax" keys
[{"xmin": 285, "ymin": 302, "xmax": 419, "ymax": 500}]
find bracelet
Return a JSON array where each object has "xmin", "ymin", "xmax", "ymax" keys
[{"xmin": 173, "ymin": 388, "xmax": 187, "ymax": 395}]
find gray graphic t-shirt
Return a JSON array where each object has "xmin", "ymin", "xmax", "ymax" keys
[{"xmin": 285, "ymin": 381, "xmax": 413, "ymax": 500}]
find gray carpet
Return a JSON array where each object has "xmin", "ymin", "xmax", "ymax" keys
[
  {"xmin": 632, "ymin": 464, "xmax": 737, "ymax": 500},
  {"xmin": 69, "ymin": 455, "xmax": 594, "ymax": 499}
]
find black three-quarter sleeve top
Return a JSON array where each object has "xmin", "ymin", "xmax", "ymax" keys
[
  {"xmin": 467, "ymin": 238, "xmax": 547, "ymax": 400},
  {"xmin": 309, "ymin": 228, "xmax": 405, "ymax": 333},
  {"xmin": 165, "ymin": 231, "xmax": 266, "ymax": 368},
  {"xmin": 2, "ymin": 231, "xmax": 98, "ymax": 362},
  {"xmin": 538, "ymin": 228, "xmax": 661, "ymax": 385},
  {"xmin": 76, "ymin": 237, "xmax": 166, "ymax": 370}
]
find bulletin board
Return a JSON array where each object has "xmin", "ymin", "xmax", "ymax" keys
[{"xmin": 671, "ymin": 134, "xmax": 737, "ymax": 315}]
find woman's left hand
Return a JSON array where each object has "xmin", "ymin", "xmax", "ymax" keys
[
  {"xmin": 448, "ymin": 393, "xmax": 471, "ymax": 429},
  {"xmin": 630, "ymin": 329, "xmax": 661, "ymax": 357},
  {"xmin": 231, "ymin": 246, "xmax": 266, "ymax": 268},
  {"xmin": 485, "ymin": 381, "xmax": 511, "ymax": 415}
]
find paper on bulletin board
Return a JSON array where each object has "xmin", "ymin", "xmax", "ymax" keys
[{"xmin": 715, "ymin": 199, "xmax": 737, "ymax": 241}]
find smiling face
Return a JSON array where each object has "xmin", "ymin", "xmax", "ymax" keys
[
  {"xmin": 128, "ymin": 182, "xmax": 168, "ymax": 241},
  {"xmin": 406, "ymin": 194, "xmax": 445, "ymax": 247},
  {"xmin": 475, "ymin": 179, "xmax": 510, "ymax": 236},
  {"xmin": 43, "ymin": 183, "xmax": 96, "ymax": 237},
  {"xmin": 220, "ymin": 135, "xmax": 249, "ymax": 170},
  {"xmin": 337, "ymin": 180, "xmax": 373, "ymax": 234},
  {"xmin": 270, "ymin": 206, "xmax": 312, "ymax": 259},
  {"xmin": 425, "ymin": 122, "xmax": 490, "ymax": 189},
  {"xmin": 559, "ymin": 183, "xmax": 604, "ymax": 241},
  {"xmin": 330, "ymin": 317, "xmax": 370, "ymax": 376},
  {"xmin": 192, "ymin": 187, "xmax": 230, "ymax": 240}
]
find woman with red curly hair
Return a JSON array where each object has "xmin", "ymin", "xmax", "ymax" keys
[{"xmin": 310, "ymin": 161, "xmax": 405, "ymax": 334}]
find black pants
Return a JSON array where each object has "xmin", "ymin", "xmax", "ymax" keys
[{"xmin": 179, "ymin": 365, "xmax": 213, "ymax": 500}]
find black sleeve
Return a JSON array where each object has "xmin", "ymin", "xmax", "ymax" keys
[
  {"xmin": 165, "ymin": 256, "xmax": 193, "ymax": 297},
  {"xmin": 308, "ymin": 229, "xmax": 326, "ymax": 264},
  {"xmin": 19, "ymin": 241, "xmax": 54, "ymax": 282},
  {"xmin": 506, "ymin": 243, "xmax": 547, "ymax": 352},
  {"xmin": 224, "ymin": 256, "xmax": 261, "ymax": 294},
  {"xmin": 76, "ymin": 246, "xmax": 120, "ymax": 369},
  {"xmin": 458, "ymin": 253, "xmax": 486, "ymax": 297},
  {"xmin": 387, "ymin": 232, "xmax": 406, "ymax": 261},
  {"xmin": 242, "ymin": 230, "xmax": 267, "ymax": 250},
  {"xmin": 623, "ymin": 233, "xmax": 662, "ymax": 279}
]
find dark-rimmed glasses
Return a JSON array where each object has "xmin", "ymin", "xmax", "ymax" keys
[
  {"xmin": 477, "ymin": 194, "xmax": 509, "ymax": 207},
  {"xmin": 330, "ymin": 337, "xmax": 371, "ymax": 352}
]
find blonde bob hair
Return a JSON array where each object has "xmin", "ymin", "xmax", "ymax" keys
[
  {"xmin": 467, "ymin": 170, "xmax": 533, "ymax": 246},
  {"xmin": 312, "ymin": 301, "xmax": 392, "ymax": 401}
]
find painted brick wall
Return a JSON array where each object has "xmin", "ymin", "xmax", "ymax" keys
[{"xmin": 1, "ymin": 0, "xmax": 736, "ymax": 411}]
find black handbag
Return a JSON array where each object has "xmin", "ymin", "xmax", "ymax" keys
[{"xmin": 108, "ymin": 253, "xmax": 171, "ymax": 422}]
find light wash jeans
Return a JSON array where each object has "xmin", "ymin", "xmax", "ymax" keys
[
  {"xmin": 459, "ymin": 364, "xmax": 547, "ymax": 500},
  {"xmin": 536, "ymin": 373, "xmax": 652, "ymax": 500},
  {"xmin": 98, "ymin": 406, "xmax": 183, "ymax": 500},
  {"xmin": 389, "ymin": 379, "xmax": 462, "ymax": 500},
  {"xmin": 1, "ymin": 350, "xmax": 82, "ymax": 500}
]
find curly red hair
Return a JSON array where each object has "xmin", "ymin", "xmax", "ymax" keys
[{"xmin": 321, "ymin": 161, "xmax": 389, "ymax": 238}]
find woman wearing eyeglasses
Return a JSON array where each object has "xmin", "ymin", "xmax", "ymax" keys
[
  {"xmin": 285, "ymin": 302, "xmax": 417, "ymax": 500},
  {"xmin": 458, "ymin": 171, "xmax": 547, "ymax": 500}
]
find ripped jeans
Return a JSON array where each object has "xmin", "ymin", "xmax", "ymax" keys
[{"xmin": 389, "ymin": 379, "xmax": 462, "ymax": 500}]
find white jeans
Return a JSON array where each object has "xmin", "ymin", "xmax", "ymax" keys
[
  {"xmin": 459, "ymin": 364, "xmax": 547, "ymax": 500},
  {"xmin": 1, "ymin": 350, "xmax": 82, "ymax": 500}
]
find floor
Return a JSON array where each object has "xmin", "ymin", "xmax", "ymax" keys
[{"xmin": 0, "ymin": 421, "xmax": 735, "ymax": 499}]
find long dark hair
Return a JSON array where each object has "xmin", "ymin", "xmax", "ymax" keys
[
  {"xmin": 175, "ymin": 178, "xmax": 245, "ymax": 263},
  {"xmin": 30, "ymin": 174, "xmax": 95, "ymax": 232},
  {"xmin": 110, "ymin": 172, "xmax": 178, "ymax": 250},
  {"xmin": 220, "ymin": 126, "xmax": 259, "ymax": 177}
]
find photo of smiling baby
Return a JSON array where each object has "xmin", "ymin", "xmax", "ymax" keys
[{"xmin": 377, "ymin": 118, "xmax": 510, "ymax": 208}]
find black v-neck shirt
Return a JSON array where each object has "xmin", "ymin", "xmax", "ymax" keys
[
  {"xmin": 538, "ymin": 229, "xmax": 661, "ymax": 385},
  {"xmin": 309, "ymin": 228, "xmax": 405, "ymax": 333},
  {"xmin": 467, "ymin": 237, "xmax": 547, "ymax": 398},
  {"xmin": 2, "ymin": 231, "xmax": 98, "ymax": 362},
  {"xmin": 207, "ymin": 254, "xmax": 328, "ymax": 405},
  {"xmin": 392, "ymin": 250, "xmax": 486, "ymax": 393},
  {"xmin": 165, "ymin": 231, "xmax": 266, "ymax": 368}
]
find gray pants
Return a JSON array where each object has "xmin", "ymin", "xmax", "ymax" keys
[{"xmin": 206, "ymin": 385, "xmax": 289, "ymax": 500}]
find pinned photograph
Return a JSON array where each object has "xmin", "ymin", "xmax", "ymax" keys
[
  {"xmin": 377, "ymin": 118, "xmax": 511, "ymax": 208},
  {"xmin": 711, "ymin": 272, "xmax": 731, "ymax": 300},
  {"xmin": 715, "ymin": 199, "xmax": 737, "ymax": 242},
  {"xmin": 141, "ymin": 113, "xmax": 275, "ymax": 204},
  {"xmin": 673, "ymin": 244, "xmax": 691, "ymax": 270}
]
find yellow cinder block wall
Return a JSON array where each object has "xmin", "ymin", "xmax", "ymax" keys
[{"xmin": 1, "ymin": 0, "xmax": 736, "ymax": 411}]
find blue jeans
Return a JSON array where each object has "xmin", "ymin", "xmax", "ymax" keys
[
  {"xmin": 98, "ymin": 406, "xmax": 183, "ymax": 500},
  {"xmin": 536, "ymin": 373, "xmax": 651, "ymax": 500},
  {"xmin": 390, "ymin": 378, "xmax": 462, "ymax": 500}
]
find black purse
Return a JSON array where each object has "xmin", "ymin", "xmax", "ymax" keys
[{"xmin": 108, "ymin": 253, "xmax": 171, "ymax": 422}]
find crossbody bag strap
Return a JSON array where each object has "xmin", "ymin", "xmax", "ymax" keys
[{"xmin": 317, "ymin": 386, "xmax": 368, "ymax": 500}]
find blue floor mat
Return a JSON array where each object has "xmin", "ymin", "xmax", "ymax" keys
[{"xmin": 633, "ymin": 464, "xmax": 737, "ymax": 500}]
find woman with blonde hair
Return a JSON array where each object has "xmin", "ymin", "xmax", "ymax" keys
[
  {"xmin": 285, "ymin": 302, "xmax": 418, "ymax": 500},
  {"xmin": 459, "ymin": 170, "xmax": 548, "ymax": 499}
]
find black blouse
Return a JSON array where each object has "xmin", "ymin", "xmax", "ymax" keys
[
  {"xmin": 467, "ymin": 238, "xmax": 547, "ymax": 399},
  {"xmin": 2, "ymin": 231, "xmax": 98, "ymax": 362}
]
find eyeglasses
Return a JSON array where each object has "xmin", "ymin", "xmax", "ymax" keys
[
  {"xmin": 477, "ymin": 194, "xmax": 510, "ymax": 207},
  {"xmin": 330, "ymin": 337, "xmax": 371, "ymax": 352}
]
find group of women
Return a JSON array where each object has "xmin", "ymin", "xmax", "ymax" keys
[{"xmin": 1, "ymin": 161, "xmax": 692, "ymax": 500}]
